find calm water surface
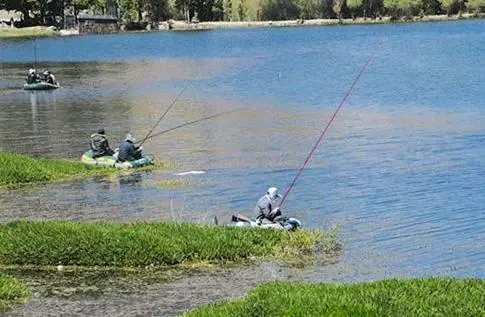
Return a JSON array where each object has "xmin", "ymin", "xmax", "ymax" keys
[{"xmin": 1, "ymin": 19, "xmax": 485, "ymax": 316}]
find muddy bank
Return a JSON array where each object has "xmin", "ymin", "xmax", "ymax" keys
[{"xmin": 2, "ymin": 259, "xmax": 338, "ymax": 317}]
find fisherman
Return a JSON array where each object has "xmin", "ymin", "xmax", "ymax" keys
[
  {"xmin": 117, "ymin": 133, "xmax": 143, "ymax": 162},
  {"xmin": 90, "ymin": 127, "xmax": 115, "ymax": 158},
  {"xmin": 26, "ymin": 68, "xmax": 39, "ymax": 84},
  {"xmin": 254, "ymin": 186, "xmax": 283, "ymax": 222},
  {"xmin": 42, "ymin": 70, "xmax": 56, "ymax": 85}
]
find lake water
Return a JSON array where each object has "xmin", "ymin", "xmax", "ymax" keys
[{"xmin": 1, "ymin": 19, "xmax": 485, "ymax": 316}]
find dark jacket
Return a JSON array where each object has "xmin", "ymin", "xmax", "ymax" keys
[
  {"xmin": 27, "ymin": 73, "xmax": 39, "ymax": 84},
  {"xmin": 117, "ymin": 140, "xmax": 142, "ymax": 162},
  {"xmin": 90, "ymin": 133, "xmax": 114, "ymax": 158}
]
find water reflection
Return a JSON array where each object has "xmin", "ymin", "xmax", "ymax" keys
[{"xmin": 117, "ymin": 172, "xmax": 143, "ymax": 187}]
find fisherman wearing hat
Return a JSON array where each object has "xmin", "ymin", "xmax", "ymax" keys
[
  {"xmin": 90, "ymin": 127, "xmax": 115, "ymax": 158},
  {"xmin": 117, "ymin": 133, "xmax": 143, "ymax": 162},
  {"xmin": 26, "ymin": 68, "xmax": 40, "ymax": 84},
  {"xmin": 42, "ymin": 70, "xmax": 56, "ymax": 85},
  {"xmin": 254, "ymin": 186, "xmax": 283, "ymax": 222}
]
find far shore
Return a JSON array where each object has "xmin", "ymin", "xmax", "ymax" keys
[
  {"xmin": 0, "ymin": 13, "xmax": 483, "ymax": 38},
  {"xmin": 166, "ymin": 13, "xmax": 484, "ymax": 31}
]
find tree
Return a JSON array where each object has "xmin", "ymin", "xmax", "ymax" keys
[
  {"xmin": 346, "ymin": 0, "xmax": 362, "ymax": 18},
  {"xmin": 332, "ymin": 0, "xmax": 345, "ymax": 20},
  {"xmin": 261, "ymin": 0, "xmax": 300, "ymax": 19},
  {"xmin": 145, "ymin": 0, "xmax": 170, "ymax": 21},
  {"xmin": 466, "ymin": 0, "xmax": 485, "ymax": 13},
  {"xmin": 296, "ymin": 0, "xmax": 322, "ymax": 18},
  {"xmin": 384, "ymin": 0, "xmax": 420, "ymax": 18}
]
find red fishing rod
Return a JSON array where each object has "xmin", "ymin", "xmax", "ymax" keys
[{"xmin": 279, "ymin": 42, "xmax": 382, "ymax": 209}]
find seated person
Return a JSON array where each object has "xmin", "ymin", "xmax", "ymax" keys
[
  {"xmin": 90, "ymin": 127, "xmax": 115, "ymax": 158},
  {"xmin": 27, "ymin": 68, "xmax": 40, "ymax": 84},
  {"xmin": 254, "ymin": 186, "xmax": 283, "ymax": 222},
  {"xmin": 117, "ymin": 133, "xmax": 143, "ymax": 162},
  {"xmin": 42, "ymin": 70, "xmax": 56, "ymax": 84}
]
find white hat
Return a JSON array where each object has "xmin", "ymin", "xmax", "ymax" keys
[
  {"xmin": 267, "ymin": 187, "xmax": 281, "ymax": 200},
  {"xmin": 125, "ymin": 133, "xmax": 135, "ymax": 142},
  {"xmin": 29, "ymin": 68, "xmax": 35, "ymax": 74}
]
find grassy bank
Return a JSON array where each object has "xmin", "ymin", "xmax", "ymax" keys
[
  {"xmin": 184, "ymin": 278, "xmax": 485, "ymax": 316},
  {"xmin": 0, "ymin": 220, "xmax": 340, "ymax": 267},
  {"xmin": 0, "ymin": 152, "xmax": 165, "ymax": 187},
  {"xmin": 0, "ymin": 152, "xmax": 101, "ymax": 186},
  {"xmin": 0, "ymin": 274, "xmax": 30, "ymax": 310},
  {"xmin": 0, "ymin": 26, "xmax": 59, "ymax": 38}
]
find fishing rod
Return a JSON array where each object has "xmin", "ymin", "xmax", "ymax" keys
[
  {"xmin": 279, "ymin": 42, "xmax": 382, "ymax": 209},
  {"xmin": 138, "ymin": 108, "xmax": 243, "ymax": 143},
  {"xmin": 33, "ymin": 38, "xmax": 37, "ymax": 69},
  {"xmin": 137, "ymin": 86, "xmax": 187, "ymax": 147}
]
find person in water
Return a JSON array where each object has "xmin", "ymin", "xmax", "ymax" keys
[
  {"xmin": 117, "ymin": 133, "xmax": 143, "ymax": 162},
  {"xmin": 26, "ymin": 68, "xmax": 40, "ymax": 84},
  {"xmin": 42, "ymin": 70, "xmax": 56, "ymax": 84},
  {"xmin": 254, "ymin": 186, "xmax": 283, "ymax": 222},
  {"xmin": 90, "ymin": 127, "xmax": 115, "ymax": 158}
]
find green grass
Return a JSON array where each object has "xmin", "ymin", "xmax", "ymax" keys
[
  {"xmin": 0, "ymin": 274, "xmax": 30, "ymax": 310},
  {"xmin": 0, "ymin": 152, "xmax": 109, "ymax": 187},
  {"xmin": 184, "ymin": 278, "xmax": 485, "ymax": 316},
  {"xmin": 0, "ymin": 220, "xmax": 340, "ymax": 268},
  {"xmin": 0, "ymin": 152, "xmax": 168, "ymax": 188},
  {"xmin": 0, "ymin": 26, "xmax": 59, "ymax": 38}
]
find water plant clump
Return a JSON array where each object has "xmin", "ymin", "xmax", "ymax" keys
[
  {"xmin": 0, "ymin": 220, "xmax": 340, "ymax": 268},
  {"xmin": 0, "ymin": 152, "xmax": 106, "ymax": 186},
  {"xmin": 0, "ymin": 152, "xmax": 167, "ymax": 187},
  {"xmin": 183, "ymin": 278, "xmax": 485, "ymax": 317},
  {"xmin": 0, "ymin": 274, "xmax": 30, "ymax": 310}
]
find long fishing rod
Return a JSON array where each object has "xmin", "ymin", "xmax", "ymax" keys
[
  {"xmin": 138, "ymin": 108, "xmax": 243, "ymax": 143},
  {"xmin": 33, "ymin": 38, "xmax": 37, "ymax": 69},
  {"xmin": 279, "ymin": 42, "xmax": 382, "ymax": 209},
  {"xmin": 137, "ymin": 86, "xmax": 187, "ymax": 147}
]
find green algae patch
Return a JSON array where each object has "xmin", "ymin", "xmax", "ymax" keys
[
  {"xmin": 0, "ymin": 274, "xmax": 30, "ymax": 310},
  {"xmin": 184, "ymin": 278, "xmax": 485, "ymax": 317},
  {"xmin": 0, "ymin": 221, "xmax": 339, "ymax": 268}
]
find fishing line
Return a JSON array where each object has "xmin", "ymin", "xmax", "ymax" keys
[
  {"xmin": 137, "ymin": 86, "xmax": 187, "ymax": 147},
  {"xmin": 279, "ymin": 42, "xmax": 382, "ymax": 208},
  {"xmin": 140, "ymin": 108, "xmax": 243, "ymax": 142}
]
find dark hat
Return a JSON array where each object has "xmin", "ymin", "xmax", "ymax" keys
[{"xmin": 96, "ymin": 127, "xmax": 105, "ymax": 134}]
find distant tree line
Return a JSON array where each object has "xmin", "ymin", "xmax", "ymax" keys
[{"xmin": 0, "ymin": 0, "xmax": 484, "ymax": 26}]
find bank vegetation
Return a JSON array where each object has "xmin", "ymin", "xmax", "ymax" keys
[
  {"xmin": 0, "ymin": 152, "xmax": 165, "ymax": 188},
  {"xmin": 0, "ymin": 219, "xmax": 340, "ymax": 309},
  {"xmin": 0, "ymin": 274, "xmax": 29, "ymax": 310},
  {"xmin": 0, "ymin": 220, "xmax": 340, "ymax": 267},
  {"xmin": 184, "ymin": 278, "xmax": 485, "ymax": 316}
]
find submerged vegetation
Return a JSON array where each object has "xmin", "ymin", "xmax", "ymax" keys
[
  {"xmin": 0, "ymin": 274, "xmax": 30, "ymax": 310},
  {"xmin": 184, "ymin": 278, "xmax": 485, "ymax": 316},
  {"xmin": 0, "ymin": 152, "xmax": 167, "ymax": 187}
]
